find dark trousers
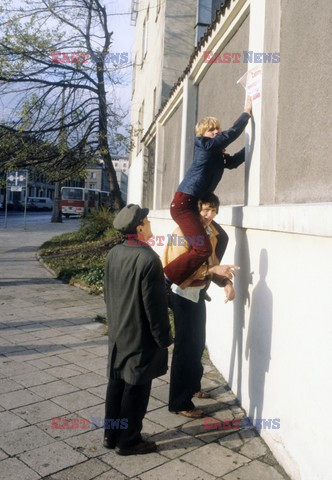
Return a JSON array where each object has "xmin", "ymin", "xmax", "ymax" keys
[
  {"xmin": 164, "ymin": 192, "xmax": 212, "ymax": 286},
  {"xmin": 169, "ymin": 291, "xmax": 206, "ymax": 412},
  {"xmin": 104, "ymin": 378, "xmax": 152, "ymax": 448}
]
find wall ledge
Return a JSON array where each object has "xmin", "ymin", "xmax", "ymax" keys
[{"xmin": 150, "ymin": 203, "xmax": 332, "ymax": 238}]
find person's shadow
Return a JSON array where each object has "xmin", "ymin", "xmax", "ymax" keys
[
  {"xmin": 245, "ymin": 248, "xmax": 273, "ymax": 429},
  {"xmin": 228, "ymin": 207, "xmax": 252, "ymax": 401}
]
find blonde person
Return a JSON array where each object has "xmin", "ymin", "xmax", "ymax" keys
[
  {"xmin": 163, "ymin": 193, "xmax": 235, "ymax": 418},
  {"xmin": 164, "ymin": 97, "xmax": 252, "ymax": 288}
]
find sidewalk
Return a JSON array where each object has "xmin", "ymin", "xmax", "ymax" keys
[{"xmin": 0, "ymin": 221, "xmax": 290, "ymax": 480}]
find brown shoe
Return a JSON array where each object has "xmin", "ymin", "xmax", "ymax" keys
[
  {"xmin": 193, "ymin": 390, "xmax": 211, "ymax": 399},
  {"xmin": 176, "ymin": 408, "xmax": 204, "ymax": 418},
  {"xmin": 116, "ymin": 440, "xmax": 157, "ymax": 456}
]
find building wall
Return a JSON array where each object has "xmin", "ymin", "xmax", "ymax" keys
[
  {"xmin": 276, "ymin": 0, "xmax": 332, "ymax": 203},
  {"xmin": 197, "ymin": 13, "xmax": 250, "ymax": 205}
]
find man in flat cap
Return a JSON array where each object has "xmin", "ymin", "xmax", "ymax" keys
[{"xmin": 103, "ymin": 204, "xmax": 172, "ymax": 455}]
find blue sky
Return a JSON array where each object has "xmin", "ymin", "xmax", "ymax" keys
[
  {"xmin": 0, "ymin": 0, "xmax": 135, "ymax": 125},
  {"xmin": 107, "ymin": 0, "xmax": 135, "ymax": 116}
]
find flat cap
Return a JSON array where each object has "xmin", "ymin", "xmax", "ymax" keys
[{"xmin": 113, "ymin": 204, "xmax": 149, "ymax": 234}]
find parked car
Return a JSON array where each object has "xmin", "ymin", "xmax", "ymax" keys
[{"xmin": 25, "ymin": 197, "xmax": 53, "ymax": 211}]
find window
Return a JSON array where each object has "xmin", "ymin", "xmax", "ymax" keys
[
  {"xmin": 153, "ymin": 87, "xmax": 156, "ymax": 116},
  {"xmin": 114, "ymin": 162, "xmax": 118, "ymax": 168},
  {"xmin": 90, "ymin": 172, "xmax": 96, "ymax": 179},
  {"xmin": 142, "ymin": 9, "xmax": 149, "ymax": 63},
  {"xmin": 137, "ymin": 101, "xmax": 144, "ymax": 154},
  {"xmin": 156, "ymin": 0, "xmax": 161, "ymax": 21},
  {"xmin": 132, "ymin": 54, "xmax": 137, "ymax": 96}
]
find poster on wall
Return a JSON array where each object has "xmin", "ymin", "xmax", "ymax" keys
[{"xmin": 237, "ymin": 65, "xmax": 262, "ymax": 101}]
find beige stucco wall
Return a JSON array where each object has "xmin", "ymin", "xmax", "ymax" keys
[
  {"xmin": 276, "ymin": 0, "xmax": 332, "ymax": 203},
  {"xmin": 196, "ymin": 14, "xmax": 250, "ymax": 205}
]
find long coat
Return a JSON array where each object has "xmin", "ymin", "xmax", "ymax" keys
[{"xmin": 104, "ymin": 238, "xmax": 172, "ymax": 385}]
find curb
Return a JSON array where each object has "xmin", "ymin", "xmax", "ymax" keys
[{"xmin": 36, "ymin": 252, "xmax": 100, "ymax": 295}]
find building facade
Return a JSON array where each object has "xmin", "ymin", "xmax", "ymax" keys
[{"xmin": 128, "ymin": 1, "xmax": 332, "ymax": 479}]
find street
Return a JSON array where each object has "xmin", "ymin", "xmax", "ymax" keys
[{"xmin": 0, "ymin": 211, "xmax": 80, "ymax": 229}]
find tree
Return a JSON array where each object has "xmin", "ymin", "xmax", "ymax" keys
[{"xmin": 0, "ymin": 0, "xmax": 130, "ymax": 211}]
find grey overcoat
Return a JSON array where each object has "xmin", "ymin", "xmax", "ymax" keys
[{"xmin": 104, "ymin": 239, "xmax": 172, "ymax": 385}]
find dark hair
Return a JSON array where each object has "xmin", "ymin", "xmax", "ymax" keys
[{"xmin": 198, "ymin": 193, "xmax": 220, "ymax": 213}]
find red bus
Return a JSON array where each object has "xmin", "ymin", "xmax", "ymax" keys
[{"xmin": 61, "ymin": 187, "xmax": 110, "ymax": 217}]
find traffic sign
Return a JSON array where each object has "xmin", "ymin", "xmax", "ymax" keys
[{"xmin": 6, "ymin": 170, "xmax": 28, "ymax": 187}]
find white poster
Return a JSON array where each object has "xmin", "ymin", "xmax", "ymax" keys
[{"xmin": 237, "ymin": 65, "xmax": 262, "ymax": 101}]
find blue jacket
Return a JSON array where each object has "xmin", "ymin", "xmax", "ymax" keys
[{"xmin": 177, "ymin": 112, "xmax": 250, "ymax": 198}]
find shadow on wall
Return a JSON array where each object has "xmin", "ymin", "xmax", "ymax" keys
[
  {"xmin": 228, "ymin": 207, "xmax": 252, "ymax": 402},
  {"xmin": 245, "ymin": 248, "xmax": 273, "ymax": 429}
]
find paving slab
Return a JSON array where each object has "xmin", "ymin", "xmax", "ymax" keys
[
  {"xmin": 37, "ymin": 412, "xmax": 92, "ymax": 440},
  {"xmin": 18, "ymin": 441, "xmax": 87, "ymax": 477},
  {"xmin": 0, "ymin": 448, "xmax": 8, "ymax": 460},
  {"xmin": 138, "ymin": 458, "xmax": 216, "ymax": 480},
  {"xmin": 64, "ymin": 372, "xmax": 106, "ymax": 389},
  {"xmin": 101, "ymin": 449, "xmax": 167, "ymax": 477},
  {"xmin": 0, "ymin": 410, "xmax": 29, "ymax": 433},
  {"xmin": 47, "ymin": 457, "xmax": 111, "ymax": 480},
  {"xmin": 11, "ymin": 369, "xmax": 59, "ymax": 388},
  {"xmin": 1, "ymin": 457, "xmax": 41, "ymax": 480},
  {"xmin": 222, "ymin": 459, "xmax": 286, "ymax": 480},
  {"xmin": 64, "ymin": 427, "xmax": 111, "ymax": 458},
  {"xmin": 0, "ymin": 377, "xmax": 24, "ymax": 394},
  {"xmin": 29, "ymin": 380, "xmax": 80, "ymax": 399},
  {"xmin": 0, "ymin": 424, "xmax": 55, "ymax": 455},
  {"xmin": 13, "ymin": 399, "xmax": 69, "ymax": 424},
  {"xmin": 181, "ymin": 442, "xmax": 250, "ymax": 477},
  {"xmin": 0, "ymin": 388, "xmax": 43, "ymax": 410},
  {"xmin": 51, "ymin": 390, "xmax": 102, "ymax": 412},
  {"xmin": 150, "ymin": 428, "xmax": 205, "ymax": 459}
]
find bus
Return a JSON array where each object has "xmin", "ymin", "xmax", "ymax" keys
[{"xmin": 61, "ymin": 187, "xmax": 112, "ymax": 217}]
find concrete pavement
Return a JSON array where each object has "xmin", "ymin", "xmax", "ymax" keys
[{"xmin": 0, "ymin": 220, "xmax": 290, "ymax": 479}]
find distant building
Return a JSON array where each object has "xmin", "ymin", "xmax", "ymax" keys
[{"xmin": 86, "ymin": 156, "xmax": 128, "ymax": 204}]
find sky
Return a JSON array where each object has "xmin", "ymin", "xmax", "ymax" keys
[
  {"xmin": 0, "ymin": 0, "xmax": 136, "ymax": 125},
  {"xmin": 106, "ymin": 0, "xmax": 135, "ymax": 116}
]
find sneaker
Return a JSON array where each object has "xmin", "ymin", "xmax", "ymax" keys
[{"xmin": 116, "ymin": 440, "xmax": 157, "ymax": 456}]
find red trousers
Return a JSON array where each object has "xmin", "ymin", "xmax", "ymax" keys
[{"xmin": 163, "ymin": 192, "xmax": 212, "ymax": 285}]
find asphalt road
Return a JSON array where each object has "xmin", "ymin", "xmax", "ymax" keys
[{"xmin": 0, "ymin": 211, "xmax": 79, "ymax": 230}]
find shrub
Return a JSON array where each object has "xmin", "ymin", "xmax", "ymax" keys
[{"xmin": 80, "ymin": 207, "xmax": 115, "ymax": 240}]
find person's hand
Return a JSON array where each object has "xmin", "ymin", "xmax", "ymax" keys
[
  {"xmin": 244, "ymin": 95, "xmax": 252, "ymax": 115},
  {"xmin": 224, "ymin": 282, "xmax": 235, "ymax": 303},
  {"xmin": 209, "ymin": 264, "xmax": 240, "ymax": 280}
]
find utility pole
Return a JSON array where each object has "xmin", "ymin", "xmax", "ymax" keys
[{"xmin": 51, "ymin": 80, "xmax": 66, "ymax": 223}]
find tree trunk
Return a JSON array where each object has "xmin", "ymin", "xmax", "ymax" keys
[
  {"xmin": 97, "ymin": 62, "xmax": 125, "ymax": 212},
  {"xmin": 51, "ymin": 181, "xmax": 62, "ymax": 223}
]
